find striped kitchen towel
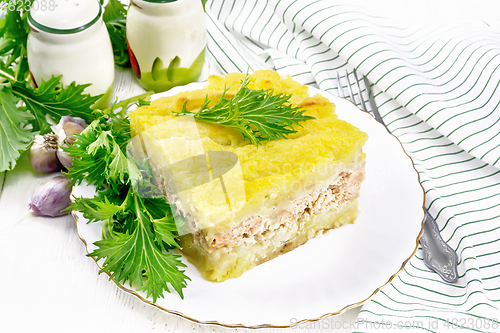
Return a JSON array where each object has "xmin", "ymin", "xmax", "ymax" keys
[{"xmin": 204, "ymin": 0, "xmax": 500, "ymax": 331}]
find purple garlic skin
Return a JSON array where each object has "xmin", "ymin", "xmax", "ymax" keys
[
  {"xmin": 58, "ymin": 116, "xmax": 86, "ymax": 145},
  {"xmin": 30, "ymin": 134, "xmax": 63, "ymax": 173},
  {"xmin": 29, "ymin": 176, "xmax": 72, "ymax": 217},
  {"xmin": 56, "ymin": 116, "xmax": 87, "ymax": 169},
  {"xmin": 59, "ymin": 116, "xmax": 87, "ymax": 130},
  {"xmin": 57, "ymin": 143, "xmax": 73, "ymax": 170}
]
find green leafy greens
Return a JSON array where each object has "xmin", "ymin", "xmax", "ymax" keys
[
  {"xmin": 12, "ymin": 77, "xmax": 101, "ymax": 132},
  {"xmin": 173, "ymin": 76, "xmax": 315, "ymax": 146},
  {"xmin": 0, "ymin": 5, "xmax": 30, "ymax": 83},
  {"xmin": 101, "ymin": 0, "xmax": 130, "ymax": 67},
  {"xmin": 0, "ymin": 0, "xmax": 315, "ymax": 301},
  {"xmin": 0, "ymin": 0, "xmax": 134, "ymax": 172},
  {"xmin": 63, "ymin": 75, "xmax": 316, "ymax": 300},
  {"xmin": 0, "ymin": 85, "xmax": 33, "ymax": 171},
  {"xmin": 0, "ymin": 2, "xmax": 190, "ymax": 298},
  {"xmin": 65, "ymin": 100, "xmax": 190, "ymax": 301},
  {"xmin": 0, "ymin": 7, "xmax": 31, "ymax": 171},
  {"xmin": 0, "ymin": 3, "xmax": 101, "ymax": 172}
]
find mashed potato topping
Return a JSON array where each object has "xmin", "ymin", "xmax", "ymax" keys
[{"xmin": 130, "ymin": 70, "xmax": 367, "ymax": 229}]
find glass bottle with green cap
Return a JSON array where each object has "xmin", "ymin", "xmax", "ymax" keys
[
  {"xmin": 126, "ymin": 0, "xmax": 206, "ymax": 93},
  {"xmin": 27, "ymin": 0, "xmax": 115, "ymax": 109}
]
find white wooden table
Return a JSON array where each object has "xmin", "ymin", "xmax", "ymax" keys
[{"xmin": 0, "ymin": 63, "xmax": 361, "ymax": 333}]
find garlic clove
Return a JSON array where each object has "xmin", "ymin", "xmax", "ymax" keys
[
  {"xmin": 54, "ymin": 116, "xmax": 87, "ymax": 146},
  {"xmin": 29, "ymin": 176, "xmax": 72, "ymax": 217},
  {"xmin": 57, "ymin": 143, "xmax": 74, "ymax": 169},
  {"xmin": 63, "ymin": 121, "xmax": 86, "ymax": 145},
  {"xmin": 54, "ymin": 116, "xmax": 87, "ymax": 169},
  {"xmin": 61, "ymin": 116, "xmax": 87, "ymax": 129},
  {"xmin": 29, "ymin": 134, "xmax": 63, "ymax": 173}
]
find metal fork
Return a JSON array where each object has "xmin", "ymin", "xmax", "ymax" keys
[{"xmin": 336, "ymin": 70, "xmax": 459, "ymax": 283}]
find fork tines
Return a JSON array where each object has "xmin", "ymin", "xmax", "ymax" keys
[{"xmin": 336, "ymin": 69, "xmax": 367, "ymax": 112}]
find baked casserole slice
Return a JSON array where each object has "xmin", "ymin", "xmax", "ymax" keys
[{"xmin": 129, "ymin": 70, "xmax": 368, "ymax": 282}]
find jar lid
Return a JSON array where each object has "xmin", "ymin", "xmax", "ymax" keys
[{"xmin": 28, "ymin": 0, "xmax": 102, "ymax": 34}]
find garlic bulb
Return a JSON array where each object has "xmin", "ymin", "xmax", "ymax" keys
[
  {"xmin": 29, "ymin": 134, "xmax": 63, "ymax": 173},
  {"xmin": 29, "ymin": 117, "xmax": 87, "ymax": 172},
  {"xmin": 29, "ymin": 176, "xmax": 72, "ymax": 217}
]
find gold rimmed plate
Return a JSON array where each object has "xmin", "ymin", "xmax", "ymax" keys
[{"xmin": 73, "ymin": 83, "xmax": 425, "ymax": 328}]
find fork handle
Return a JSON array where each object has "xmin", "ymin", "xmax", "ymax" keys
[
  {"xmin": 419, "ymin": 209, "xmax": 459, "ymax": 283},
  {"xmin": 363, "ymin": 76, "xmax": 385, "ymax": 124},
  {"xmin": 359, "ymin": 75, "xmax": 458, "ymax": 283}
]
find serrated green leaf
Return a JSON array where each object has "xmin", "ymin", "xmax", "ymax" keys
[
  {"xmin": 11, "ymin": 76, "xmax": 101, "ymax": 134},
  {"xmin": 64, "ymin": 130, "xmax": 108, "ymax": 187},
  {"xmin": 127, "ymin": 157, "xmax": 164, "ymax": 200},
  {"xmin": 66, "ymin": 96, "xmax": 189, "ymax": 301},
  {"xmin": 0, "ymin": 61, "xmax": 15, "ymax": 82},
  {"xmin": 0, "ymin": 9, "xmax": 29, "ymax": 58},
  {"xmin": 174, "ymin": 75, "xmax": 315, "ymax": 146},
  {"xmin": 0, "ymin": 9, "xmax": 29, "ymax": 85},
  {"xmin": 152, "ymin": 215, "xmax": 181, "ymax": 250},
  {"xmin": 103, "ymin": 0, "xmax": 126, "ymax": 22},
  {"xmin": 14, "ymin": 53, "xmax": 29, "ymax": 82},
  {"xmin": 0, "ymin": 86, "xmax": 35, "ymax": 172},
  {"xmin": 102, "ymin": 0, "xmax": 129, "ymax": 67},
  {"xmin": 89, "ymin": 195, "xmax": 189, "ymax": 301},
  {"xmin": 69, "ymin": 196, "xmax": 123, "ymax": 223},
  {"xmin": 106, "ymin": 18, "xmax": 129, "ymax": 67},
  {"xmin": 108, "ymin": 141, "xmax": 129, "ymax": 183},
  {"xmin": 90, "ymin": 230, "xmax": 130, "ymax": 262},
  {"xmin": 0, "ymin": 37, "xmax": 16, "ymax": 56},
  {"xmin": 87, "ymin": 130, "xmax": 111, "ymax": 155}
]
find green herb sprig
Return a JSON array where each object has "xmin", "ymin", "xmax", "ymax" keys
[
  {"xmin": 101, "ymin": 0, "xmax": 130, "ymax": 67},
  {"xmin": 173, "ymin": 76, "xmax": 315, "ymax": 146},
  {"xmin": 65, "ymin": 99, "xmax": 190, "ymax": 301}
]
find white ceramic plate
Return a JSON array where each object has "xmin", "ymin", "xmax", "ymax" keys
[{"xmin": 74, "ymin": 83, "xmax": 424, "ymax": 328}]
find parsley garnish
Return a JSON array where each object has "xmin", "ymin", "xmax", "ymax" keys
[
  {"xmin": 174, "ymin": 76, "xmax": 315, "ymax": 146},
  {"xmin": 65, "ymin": 99, "xmax": 190, "ymax": 301}
]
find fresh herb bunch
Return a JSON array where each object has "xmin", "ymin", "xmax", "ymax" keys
[
  {"xmin": 0, "ymin": 6, "xmax": 38, "ymax": 172},
  {"xmin": 0, "ymin": 0, "xmax": 132, "ymax": 172},
  {"xmin": 65, "ymin": 99, "xmax": 190, "ymax": 301},
  {"xmin": 174, "ymin": 76, "xmax": 315, "ymax": 146},
  {"xmin": 0, "ymin": 72, "xmax": 101, "ymax": 172}
]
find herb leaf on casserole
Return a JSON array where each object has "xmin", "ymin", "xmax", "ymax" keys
[{"xmin": 173, "ymin": 75, "xmax": 315, "ymax": 146}]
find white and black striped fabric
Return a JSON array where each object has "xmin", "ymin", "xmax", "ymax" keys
[{"xmin": 204, "ymin": 0, "xmax": 500, "ymax": 331}]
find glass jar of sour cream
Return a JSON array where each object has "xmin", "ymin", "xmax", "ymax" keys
[
  {"xmin": 27, "ymin": 0, "xmax": 115, "ymax": 109},
  {"xmin": 126, "ymin": 0, "xmax": 206, "ymax": 93}
]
